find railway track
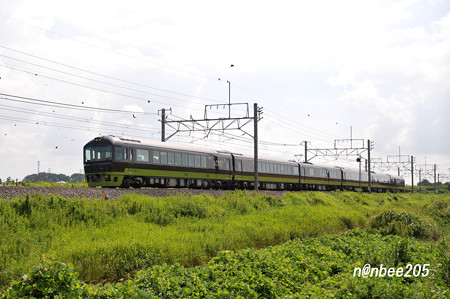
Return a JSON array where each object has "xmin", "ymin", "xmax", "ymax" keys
[{"xmin": 0, "ymin": 186, "xmax": 286, "ymax": 199}]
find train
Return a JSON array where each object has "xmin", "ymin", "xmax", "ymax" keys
[{"xmin": 83, "ymin": 135, "xmax": 405, "ymax": 192}]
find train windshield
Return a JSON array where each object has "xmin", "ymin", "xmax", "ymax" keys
[{"xmin": 84, "ymin": 144, "xmax": 112, "ymax": 163}]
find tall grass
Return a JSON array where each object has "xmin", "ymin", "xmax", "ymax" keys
[{"xmin": 1, "ymin": 191, "xmax": 449, "ymax": 292}]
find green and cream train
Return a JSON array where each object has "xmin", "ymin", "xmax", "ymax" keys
[{"xmin": 83, "ymin": 135, "xmax": 405, "ymax": 192}]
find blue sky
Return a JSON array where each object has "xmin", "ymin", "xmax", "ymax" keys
[{"xmin": 0, "ymin": 0, "xmax": 449, "ymax": 183}]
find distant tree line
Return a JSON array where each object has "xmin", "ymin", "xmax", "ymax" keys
[
  {"xmin": 22, "ymin": 173, "xmax": 85, "ymax": 183},
  {"xmin": 418, "ymin": 179, "xmax": 449, "ymax": 186},
  {"xmin": 417, "ymin": 179, "xmax": 450, "ymax": 192}
]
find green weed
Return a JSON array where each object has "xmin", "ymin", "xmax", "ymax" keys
[{"xmin": 0, "ymin": 191, "xmax": 449, "ymax": 294}]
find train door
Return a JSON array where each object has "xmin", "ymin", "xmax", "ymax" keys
[
  {"xmin": 128, "ymin": 148, "xmax": 136, "ymax": 174},
  {"xmin": 214, "ymin": 156, "xmax": 220, "ymax": 174},
  {"xmin": 231, "ymin": 154, "xmax": 236, "ymax": 182}
]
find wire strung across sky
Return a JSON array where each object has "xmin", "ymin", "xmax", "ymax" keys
[
  {"xmin": 0, "ymin": 93, "xmax": 157, "ymax": 115},
  {"xmin": 0, "ymin": 41, "xmax": 403, "ymax": 164}
]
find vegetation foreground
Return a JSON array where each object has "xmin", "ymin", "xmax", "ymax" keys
[{"xmin": 0, "ymin": 191, "xmax": 449, "ymax": 297}]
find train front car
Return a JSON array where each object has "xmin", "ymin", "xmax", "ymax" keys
[
  {"xmin": 83, "ymin": 136, "xmax": 126, "ymax": 187},
  {"xmin": 389, "ymin": 174, "xmax": 406, "ymax": 192}
]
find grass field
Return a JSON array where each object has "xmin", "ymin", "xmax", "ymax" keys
[{"xmin": 1, "ymin": 190, "xmax": 449, "ymax": 297}]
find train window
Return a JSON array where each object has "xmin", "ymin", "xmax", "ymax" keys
[
  {"xmin": 84, "ymin": 145, "xmax": 112, "ymax": 162},
  {"xmin": 309, "ymin": 168, "xmax": 314, "ymax": 176},
  {"xmin": 150, "ymin": 150, "xmax": 158, "ymax": 163},
  {"xmin": 188, "ymin": 154, "xmax": 195, "ymax": 167},
  {"xmin": 114, "ymin": 147, "xmax": 125, "ymax": 160},
  {"xmin": 280, "ymin": 165, "xmax": 285, "ymax": 175},
  {"xmin": 175, "ymin": 153, "xmax": 182, "ymax": 166},
  {"xmin": 182, "ymin": 154, "xmax": 188, "ymax": 166},
  {"xmin": 168, "ymin": 152, "xmax": 175, "ymax": 165},
  {"xmin": 260, "ymin": 162, "xmax": 265, "ymax": 173},
  {"xmin": 294, "ymin": 166, "xmax": 299, "ymax": 176},
  {"xmin": 137, "ymin": 149, "xmax": 150, "ymax": 162},
  {"xmin": 224, "ymin": 159, "xmax": 230, "ymax": 170},
  {"xmin": 201, "ymin": 156, "xmax": 207, "ymax": 168},
  {"xmin": 160, "ymin": 151, "xmax": 168, "ymax": 165},
  {"xmin": 236, "ymin": 160, "xmax": 242, "ymax": 172},
  {"xmin": 194, "ymin": 155, "xmax": 200, "ymax": 168}
]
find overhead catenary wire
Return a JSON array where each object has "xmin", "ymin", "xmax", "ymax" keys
[
  {"xmin": 0, "ymin": 48, "xmax": 346, "ymax": 148},
  {"xmin": 0, "ymin": 93, "xmax": 157, "ymax": 115},
  {"xmin": 0, "ymin": 115, "xmax": 157, "ymax": 140},
  {"xmin": 0, "ymin": 64, "xmax": 198, "ymax": 110},
  {"xmin": 0, "ymin": 50, "xmax": 222, "ymax": 106},
  {"xmin": 0, "ymin": 103, "xmax": 159, "ymax": 133}
]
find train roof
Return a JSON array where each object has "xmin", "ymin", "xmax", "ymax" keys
[
  {"xmin": 95, "ymin": 135, "xmax": 221, "ymax": 155},
  {"xmin": 89, "ymin": 135, "xmax": 298, "ymax": 164}
]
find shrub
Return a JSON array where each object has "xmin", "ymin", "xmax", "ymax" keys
[
  {"xmin": 368, "ymin": 210, "xmax": 439, "ymax": 240},
  {"xmin": 2, "ymin": 261, "xmax": 84, "ymax": 298}
]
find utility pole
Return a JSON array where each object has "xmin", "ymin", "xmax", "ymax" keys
[
  {"xmin": 358, "ymin": 155, "xmax": 362, "ymax": 189},
  {"xmin": 227, "ymin": 81, "xmax": 231, "ymax": 118},
  {"xmin": 350, "ymin": 126, "xmax": 352, "ymax": 148},
  {"xmin": 438, "ymin": 174, "xmax": 440, "ymax": 193},
  {"xmin": 159, "ymin": 108, "xmax": 171, "ymax": 142},
  {"xmin": 368, "ymin": 139, "xmax": 372, "ymax": 193},
  {"xmin": 434, "ymin": 164, "xmax": 437, "ymax": 194},
  {"xmin": 419, "ymin": 170, "xmax": 422, "ymax": 192},
  {"xmin": 411, "ymin": 155, "xmax": 414, "ymax": 193},
  {"xmin": 161, "ymin": 108, "xmax": 165, "ymax": 142},
  {"xmin": 37, "ymin": 161, "xmax": 40, "ymax": 174},
  {"xmin": 304, "ymin": 141, "xmax": 308, "ymax": 163},
  {"xmin": 254, "ymin": 103, "xmax": 258, "ymax": 191}
]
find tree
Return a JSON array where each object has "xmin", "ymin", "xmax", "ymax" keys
[
  {"xmin": 418, "ymin": 179, "xmax": 432, "ymax": 186},
  {"xmin": 70, "ymin": 173, "xmax": 84, "ymax": 183}
]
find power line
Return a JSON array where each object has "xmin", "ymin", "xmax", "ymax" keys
[
  {"xmin": 0, "ymin": 48, "xmax": 222, "ymax": 105},
  {"xmin": 0, "ymin": 103, "xmax": 159, "ymax": 133},
  {"xmin": 0, "ymin": 115, "xmax": 157, "ymax": 140},
  {"xmin": 1, "ymin": 93, "xmax": 157, "ymax": 115},
  {"xmin": 0, "ymin": 64, "xmax": 195, "ymax": 109}
]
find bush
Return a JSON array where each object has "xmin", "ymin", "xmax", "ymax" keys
[
  {"xmin": 368, "ymin": 210, "xmax": 439, "ymax": 240},
  {"xmin": 2, "ymin": 261, "xmax": 84, "ymax": 298}
]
